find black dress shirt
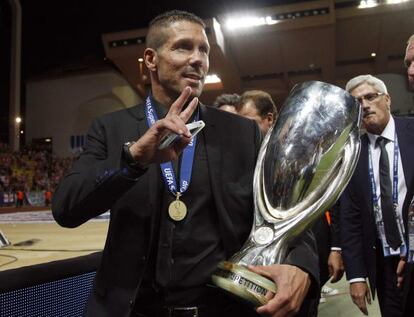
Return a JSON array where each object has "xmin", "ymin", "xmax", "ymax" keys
[{"xmin": 138, "ymin": 97, "xmax": 226, "ymax": 306}]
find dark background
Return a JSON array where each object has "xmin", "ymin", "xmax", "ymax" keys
[{"xmin": 1, "ymin": 0, "xmax": 311, "ymax": 144}]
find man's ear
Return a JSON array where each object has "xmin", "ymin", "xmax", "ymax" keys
[
  {"xmin": 385, "ymin": 94, "xmax": 392, "ymax": 111},
  {"xmin": 144, "ymin": 48, "xmax": 157, "ymax": 72},
  {"xmin": 267, "ymin": 113, "xmax": 274, "ymax": 126}
]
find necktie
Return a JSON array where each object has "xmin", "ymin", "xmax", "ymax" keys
[{"xmin": 376, "ymin": 136, "xmax": 402, "ymax": 250}]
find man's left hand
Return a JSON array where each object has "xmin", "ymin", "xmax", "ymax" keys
[
  {"xmin": 328, "ymin": 250, "xmax": 344, "ymax": 283},
  {"xmin": 248, "ymin": 264, "xmax": 311, "ymax": 317},
  {"xmin": 396, "ymin": 256, "xmax": 406, "ymax": 289}
]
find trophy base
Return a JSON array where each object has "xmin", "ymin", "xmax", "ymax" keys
[{"xmin": 211, "ymin": 261, "xmax": 277, "ymax": 307}]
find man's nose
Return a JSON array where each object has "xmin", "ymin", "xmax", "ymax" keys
[
  {"xmin": 189, "ymin": 50, "xmax": 205, "ymax": 65},
  {"xmin": 360, "ymin": 99, "xmax": 370, "ymax": 109}
]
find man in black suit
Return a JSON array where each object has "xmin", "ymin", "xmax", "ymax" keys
[
  {"xmin": 312, "ymin": 204, "xmax": 343, "ymax": 305},
  {"xmin": 340, "ymin": 74, "xmax": 414, "ymax": 316},
  {"xmin": 52, "ymin": 10, "xmax": 318, "ymax": 317},
  {"xmin": 403, "ymin": 33, "xmax": 414, "ymax": 317}
]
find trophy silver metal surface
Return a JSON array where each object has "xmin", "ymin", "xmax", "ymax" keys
[{"xmin": 212, "ymin": 81, "xmax": 362, "ymax": 306}]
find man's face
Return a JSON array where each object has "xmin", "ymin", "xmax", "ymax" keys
[
  {"xmin": 350, "ymin": 83, "xmax": 391, "ymax": 135},
  {"xmin": 405, "ymin": 40, "xmax": 414, "ymax": 91},
  {"xmin": 239, "ymin": 100, "xmax": 273, "ymax": 135},
  {"xmin": 150, "ymin": 21, "xmax": 210, "ymax": 104}
]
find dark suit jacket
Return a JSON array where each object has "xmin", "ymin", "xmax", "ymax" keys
[
  {"xmin": 312, "ymin": 202, "xmax": 341, "ymax": 286},
  {"xmin": 340, "ymin": 117, "xmax": 414, "ymax": 299},
  {"xmin": 52, "ymin": 103, "xmax": 319, "ymax": 317}
]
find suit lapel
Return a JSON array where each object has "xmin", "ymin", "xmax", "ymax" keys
[
  {"xmin": 360, "ymin": 134, "xmax": 375, "ymax": 219},
  {"xmin": 119, "ymin": 105, "xmax": 145, "ymax": 142},
  {"xmin": 358, "ymin": 134, "xmax": 375, "ymax": 227},
  {"xmin": 200, "ymin": 105, "xmax": 239, "ymax": 256},
  {"xmin": 395, "ymin": 118, "xmax": 414, "ymax": 309},
  {"xmin": 134, "ymin": 102, "xmax": 162, "ymax": 250}
]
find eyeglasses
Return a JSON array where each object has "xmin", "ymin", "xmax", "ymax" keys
[{"xmin": 356, "ymin": 92, "xmax": 384, "ymax": 104}]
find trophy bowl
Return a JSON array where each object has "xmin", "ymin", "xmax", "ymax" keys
[{"xmin": 212, "ymin": 81, "xmax": 362, "ymax": 306}]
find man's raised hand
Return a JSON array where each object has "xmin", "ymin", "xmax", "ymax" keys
[{"xmin": 129, "ymin": 87, "xmax": 199, "ymax": 167}]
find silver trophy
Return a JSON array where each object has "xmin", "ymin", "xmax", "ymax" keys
[{"xmin": 212, "ymin": 81, "xmax": 362, "ymax": 306}]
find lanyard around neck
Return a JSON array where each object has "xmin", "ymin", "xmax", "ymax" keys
[{"xmin": 144, "ymin": 95, "xmax": 199, "ymax": 197}]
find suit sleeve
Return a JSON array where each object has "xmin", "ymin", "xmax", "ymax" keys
[
  {"xmin": 52, "ymin": 116, "xmax": 146, "ymax": 228},
  {"xmin": 284, "ymin": 229, "xmax": 319, "ymax": 287},
  {"xmin": 329, "ymin": 201, "xmax": 341, "ymax": 248},
  {"xmin": 339, "ymin": 184, "xmax": 368, "ymax": 280}
]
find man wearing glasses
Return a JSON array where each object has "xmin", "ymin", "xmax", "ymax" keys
[{"xmin": 340, "ymin": 75, "xmax": 414, "ymax": 316}]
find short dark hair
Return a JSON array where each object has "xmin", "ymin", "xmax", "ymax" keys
[
  {"xmin": 241, "ymin": 90, "xmax": 277, "ymax": 118},
  {"xmin": 146, "ymin": 10, "xmax": 206, "ymax": 50},
  {"xmin": 213, "ymin": 93, "xmax": 241, "ymax": 109}
]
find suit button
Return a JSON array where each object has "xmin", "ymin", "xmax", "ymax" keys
[
  {"xmin": 141, "ymin": 256, "xmax": 146, "ymax": 261},
  {"xmin": 373, "ymin": 246, "xmax": 376, "ymax": 249}
]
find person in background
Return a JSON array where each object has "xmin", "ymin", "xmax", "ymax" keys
[
  {"xmin": 44, "ymin": 189, "xmax": 52, "ymax": 207},
  {"xmin": 404, "ymin": 34, "xmax": 414, "ymax": 91},
  {"xmin": 239, "ymin": 90, "xmax": 277, "ymax": 136},
  {"xmin": 16, "ymin": 189, "xmax": 24, "ymax": 208},
  {"xmin": 403, "ymin": 33, "xmax": 414, "ymax": 317},
  {"xmin": 341, "ymin": 74, "xmax": 414, "ymax": 316},
  {"xmin": 213, "ymin": 93, "xmax": 241, "ymax": 114},
  {"xmin": 313, "ymin": 203, "xmax": 343, "ymax": 306}
]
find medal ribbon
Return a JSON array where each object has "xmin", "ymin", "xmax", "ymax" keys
[{"xmin": 144, "ymin": 95, "xmax": 198, "ymax": 197}]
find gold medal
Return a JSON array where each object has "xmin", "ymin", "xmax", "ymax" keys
[{"xmin": 168, "ymin": 193, "xmax": 187, "ymax": 221}]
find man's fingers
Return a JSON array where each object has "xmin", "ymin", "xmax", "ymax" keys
[
  {"xmin": 328, "ymin": 265, "xmax": 334, "ymax": 278},
  {"xmin": 396, "ymin": 258, "xmax": 406, "ymax": 289},
  {"xmin": 153, "ymin": 118, "xmax": 183, "ymax": 138},
  {"xmin": 330, "ymin": 274, "xmax": 339, "ymax": 283},
  {"xmin": 180, "ymin": 97, "xmax": 199, "ymax": 123},
  {"xmin": 360, "ymin": 304, "xmax": 369, "ymax": 316},
  {"xmin": 247, "ymin": 265, "xmax": 273, "ymax": 279},
  {"xmin": 252, "ymin": 264, "xmax": 310, "ymax": 317},
  {"xmin": 172, "ymin": 135, "xmax": 191, "ymax": 153},
  {"xmin": 397, "ymin": 275, "xmax": 404, "ymax": 289},
  {"xmin": 168, "ymin": 86, "xmax": 192, "ymax": 116},
  {"xmin": 350, "ymin": 282, "xmax": 370, "ymax": 315},
  {"xmin": 153, "ymin": 113, "xmax": 192, "ymax": 140},
  {"xmin": 264, "ymin": 290, "xmax": 275, "ymax": 301},
  {"xmin": 168, "ymin": 114, "xmax": 190, "ymax": 137},
  {"xmin": 331, "ymin": 268, "xmax": 344, "ymax": 283},
  {"xmin": 256, "ymin": 294, "xmax": 294, "ymax": 317},
  {"xmin": 396, "ymin": 258, "xmax": 406, "ymax": 275},
  {"xmin": 360, "ymin": 294, "xmax": 369, "ymax": 316},
  {"xmin": 353, "ymin": 296, "xmax": 368, "ymax": 315},
  {"xmin": 366, "ymin": 288, "xmax": 371, "ymax": 305}
]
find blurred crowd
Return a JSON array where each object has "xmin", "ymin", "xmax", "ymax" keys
[{"xmin": 0, "ymin": 143, "xmax": 74, "ymax": 207}]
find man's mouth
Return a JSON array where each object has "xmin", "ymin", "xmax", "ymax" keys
[
  {"xmin": 363, "ymin": 111, "xmax": 375, "ymax": 118},
  {"xmin": 183, "ymin": 73, "xmax": 203, "ymax": 83}
]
